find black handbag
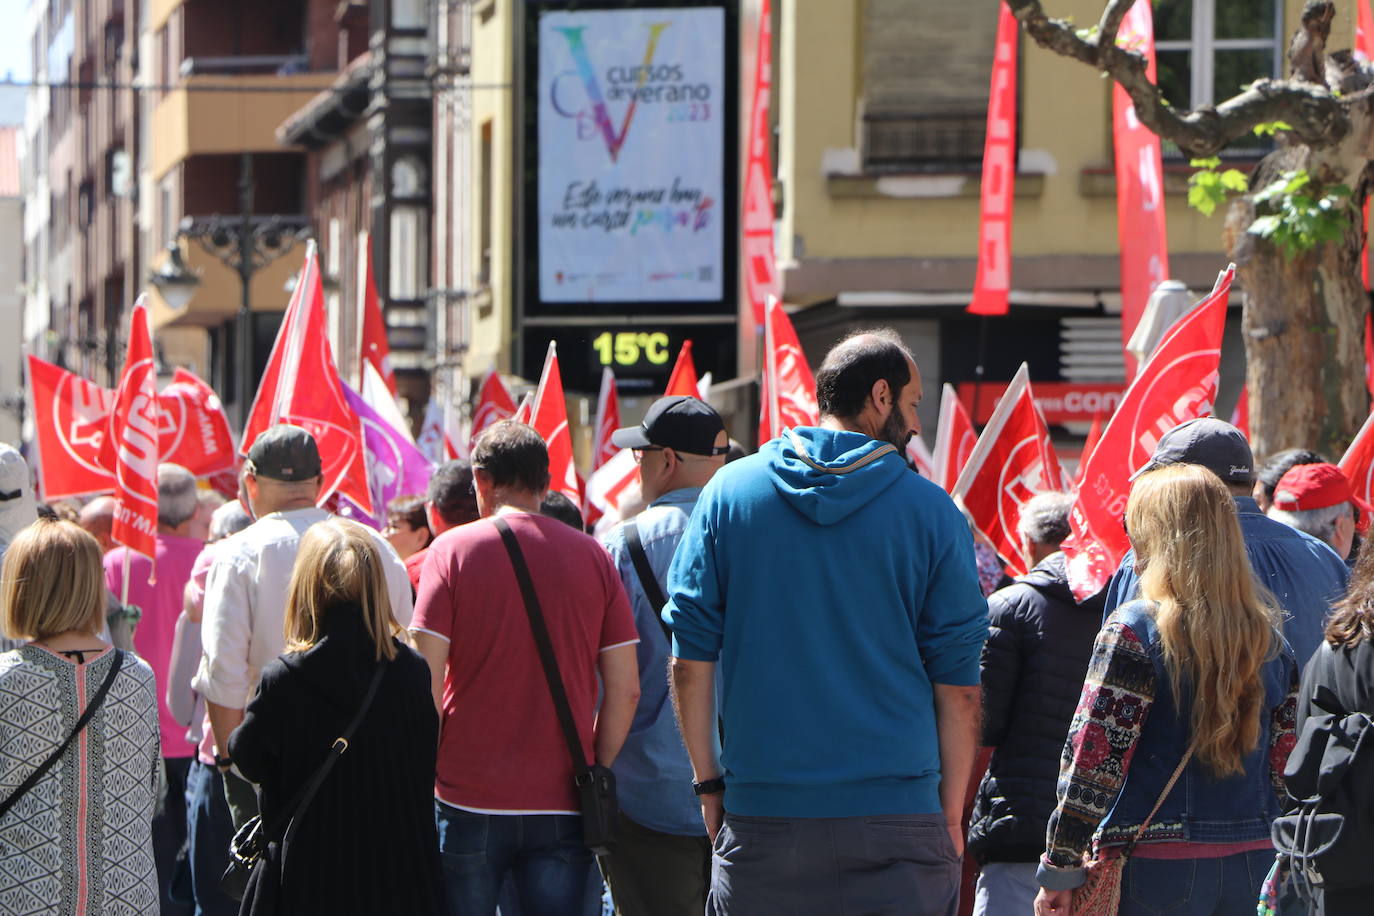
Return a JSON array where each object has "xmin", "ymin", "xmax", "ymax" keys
[
  {"xmin": 0, "ymin": 649, "xmax": 124, "ymax": 820},
  {"xmin": 494, "ymin": 516, "xmax": 620, "ymax": 856},
  {"xmin": 220, "ymin": 659, "xmax": 388, "ymax": 903}
]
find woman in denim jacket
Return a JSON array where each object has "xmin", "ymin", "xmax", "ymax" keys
[{"xmin": 1034, "ymin": 465, "xmax": 1300, "ymax": 915}]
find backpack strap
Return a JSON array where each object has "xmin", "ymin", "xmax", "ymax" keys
[{"xmin": 624, "ymin": 520, "xmax": 673, "ymax": 645}]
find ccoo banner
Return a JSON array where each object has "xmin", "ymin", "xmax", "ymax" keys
[{"xmin": 537, "ymin": 7, "xmax": 725, "ymax": 303}]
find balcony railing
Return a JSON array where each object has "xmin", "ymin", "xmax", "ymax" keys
[
  {"xmin": 180, "ymin": 54, "xmax": 309, "ymax": 78},
  {"xmin": 861, "ymin": 112, "xmax": 987, "ymax": 174}
]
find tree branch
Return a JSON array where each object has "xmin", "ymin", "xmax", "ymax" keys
[
  {"xmin": 1095, "ymin": 0, "xmax": 1134, "ymax": 61},
  {"xmin": 1004, "ymin": 0, "xmax": 1351, "ymax": 158}
]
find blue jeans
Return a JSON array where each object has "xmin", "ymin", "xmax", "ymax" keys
[
  {"xmin": 972, "ymin": 862, "xmax": 1038, "ymax": 916},
  {"xmin": 436, "ymin": 801, "xmax": 593, "ymax": 916},
  {"xmin": 184, "ymin": 761, "xmax": 240, "ymax": 916},
  {"xmin": 1118, "ymin": 849, "xmax": 1274, "ymax": 915}
]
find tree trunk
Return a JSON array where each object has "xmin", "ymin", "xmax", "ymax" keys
[{"xmin": 1223, "ymin": 144, "xmax": 1370, "ymax": 462}]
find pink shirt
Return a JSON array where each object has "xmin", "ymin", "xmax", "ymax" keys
[
  {"xmin": 106, "ymin": 534, "xmax": 205, "ymax": 758},
  {"xmin": 413, "ymin": 512, "xmax": 638, "ymax": 813}
]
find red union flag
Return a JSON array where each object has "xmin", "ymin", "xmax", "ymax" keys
[
  {"xmin": 759, "ymin": 297, "xmax": 818, "ymax": 445},
  {"xmin": 1114, "ymin": 0, "xmax": 1170, "ymax": 378},
  {"xmin": 1341, "ymin": 408, "xmax": 1374, "ymax": 517},
  {"xmin": 27, "ymin": 355, "xmax": 116, "ymax": 499},
  {"xmin": 592, "ymin": 366, "xmax": 620, "ymax": 471},
  {"xmin": 470, "ymin": 369, "xmax": 518, "ymax": 450},
  {"xmin": 107, "ymin": 299, "xmax": 160, "ymax": 568},
  {"xmin": 158, "ymin": 368, "xmax": 235, "ymax": 477},
  {"xmin": 359, "ymin": 233, "xmax": 397, "ymax": 396},
  {"xmin": 967, "ymin": 3, "xmax": 1019, "ymax": 316},
  {"xmin": 530, "ymin": 342, "xmax": 582, "ymax": 508},
  {"xmin": 242, "ymin": 241, "xmax": 372, "ymax": 514},
  {"xmin": 664, "ymin": 340, "xmax": 700, "ymax": 398},
  {"xmin": 1063, "ymin": 264, "xmax": 1234, "ymax": 599},
  {"xmin": 952, "ymin": 363, "xmax": 1066, "ymax": 576},
  {"xmin": 933, "ymin": 383, "xmax": 978, "ymax": 493},
  {"xmin": 742, "ymin": 0, "xmax": 777, "ymax": 327}
]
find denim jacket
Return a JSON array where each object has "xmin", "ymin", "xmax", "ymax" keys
[{"xmin": 1039, "ymin": 600, "xmax": 1298, "ymax": 889}]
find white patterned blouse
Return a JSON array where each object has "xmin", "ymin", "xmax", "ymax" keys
[{"xmin": 0, "ymin": 645, "xmax": 160, "ymax": 915}]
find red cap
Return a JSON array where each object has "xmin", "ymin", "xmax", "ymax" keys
[{"xmin": 1272, "ymin": 463, "xmax": 1371, "ymax": 533}]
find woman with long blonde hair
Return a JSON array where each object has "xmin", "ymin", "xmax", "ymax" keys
[
  {"xmin": 1034, "ymin": 464, "xmax": 1300, "ymax": 916},
  {"xmin": 227, "ymin": 518, "xmax": 444, "ymax": 915}
]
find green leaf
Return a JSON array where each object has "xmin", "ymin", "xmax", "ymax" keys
[
  {"xmin": 1252, "ymin": 120, "xmax": 1293, "ymax": 138},
  {"xmin": 1190, "ymin": 156, "xmax": 1222, "ymax": 170},
  {"xmin": 1248, "ymin": 215, "xmax": 1281, "ymax": 238},
  {"xmin": 1219, "ymin": 170, "xmax": 1249, "ymax": 192}
]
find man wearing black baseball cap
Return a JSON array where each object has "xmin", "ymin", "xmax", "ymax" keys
[
  {"xmin": 598, "ymin": 396, "xmax": 727, "ymax": 916},
  {"xmin": 1105, "ymin": 417, "xmax": 1349, "ymax": 667}
]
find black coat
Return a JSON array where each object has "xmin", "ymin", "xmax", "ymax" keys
[
  {"xmin": 967, "ymin": 552, "xmax": 1105, "ymax": 864},
  {"xmin": 229, "ymin": 605, "xmax": 445, "ymax": 916}
]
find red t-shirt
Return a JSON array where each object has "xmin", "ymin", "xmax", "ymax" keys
[
  {"xmin": 412, "ymin": 512, "xmax": 638, "ymax": 813},
  {"xmin": 405, "ymin": 548, "xmax": 427, "ymax": 591}
]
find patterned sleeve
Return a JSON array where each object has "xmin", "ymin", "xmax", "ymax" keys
[
  {"xmin": 1040, "ymin": 621, "xmax": 1156, "ymax": 883},
  {"xmin": 1269, "ymin": 655, "xmax": 1299, "ymax": 805}
]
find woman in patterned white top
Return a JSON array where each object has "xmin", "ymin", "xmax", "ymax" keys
[{"xmin": 0, "ymin": 519, "xmax": 160, "ymax": 915}]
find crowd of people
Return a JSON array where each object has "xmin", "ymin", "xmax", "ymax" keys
[{"xmin": 2, "ymin": 328, "xmax": 1373, "ymax": 915}]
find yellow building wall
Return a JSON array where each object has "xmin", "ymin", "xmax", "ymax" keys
[{"xmin": 779, "ymin": 0, "xmax": 1356, "ymax": 272}]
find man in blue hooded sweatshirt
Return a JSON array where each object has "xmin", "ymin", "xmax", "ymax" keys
[{"xmin": 664, "ymin": 329, "xmax": 987, "ymax": 916}]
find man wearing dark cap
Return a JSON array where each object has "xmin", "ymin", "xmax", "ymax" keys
[
  {"xmin": 1103, "ymin": 417, "xmax": 1349, "ymax": 667},
  {"xmin": 195, "ymin": 424, "xmax": 414, "ymax": 827},
  {"xmin": 597, "ymin": 396, "xmax": 729, "ymax": 916}
]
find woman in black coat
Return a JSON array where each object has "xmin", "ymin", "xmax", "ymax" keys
[{"xmin": 229, "ymin": 518, "xmax": 445, "ymax": 915}]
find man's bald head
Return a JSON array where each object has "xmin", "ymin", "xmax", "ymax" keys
[
  {"xmin": 815, "ymin": 329, "xmax": 917, "ymax": 422},
  {"xmin": 79, "ymin": 496, "xmax": 117, "ymax": 553}
]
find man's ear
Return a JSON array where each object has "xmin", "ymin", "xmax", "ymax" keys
[{"xmin": 870, "ymin": 378, "xmax": 892, "ymax": 410}]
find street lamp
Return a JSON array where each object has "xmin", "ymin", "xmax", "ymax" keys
[
  {"xmin": 149, "ymin": 152, "xmax": 309, "ymax": 428},
  {"xmin": 149, "ymin": 243, "xmax": 201, "ymax": 312}
]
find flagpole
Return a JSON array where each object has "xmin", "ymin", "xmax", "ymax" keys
[
  {"xmin": 970, "ymin": 315, "xmax": 990, "ymax": 426},
  {"xmin": 120, "ymin": 541, "xmax": 131, "ymax": 608}
]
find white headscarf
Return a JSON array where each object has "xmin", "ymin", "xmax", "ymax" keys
[{"xmin": 0, "ymin": 445, "xmax": 38, "ymax": 553}]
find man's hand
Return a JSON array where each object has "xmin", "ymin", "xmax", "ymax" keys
[
  {"xmin": 700, "ymin": 792, "xmax": 724, "ymax": 843},
  {"xmin": 946, "ymin": 820, "xmax": 964, "ymax": 858},
  {"xmin": 1034, "ymin": 887, "xmax": 1071, "ymax": 915}
]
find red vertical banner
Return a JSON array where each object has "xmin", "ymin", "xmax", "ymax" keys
[
  {"xmin": 742, "ymin": 0, "xmax": 777, "ymax": 327},
  {"xmin": 967, "ymin": 3, "xmax": 1019, "ymax": 316},
  {"xmin": 107, "ymin": 299, "xmax": 161, "ymax": 572},
  {"xmin": 1113, "ymin": 0, "xmax": 1170, "ymax": 378},
  {"xmin": 758, "ymin": 297, "xmax": 819, "ymax": 446},
  {"xmin": 1361, "ymin": 2, "xmax": 1374, "ymax": 290}
]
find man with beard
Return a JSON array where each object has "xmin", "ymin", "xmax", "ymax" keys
[{"xmin": 664, "ymin": 330, "xmax": 987, "ymax": 916}]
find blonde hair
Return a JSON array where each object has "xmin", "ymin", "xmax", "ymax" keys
[
  {"xmin": 1126, "ymin": 464, "xmax": 1280, "ymax": 778},
  {"xmin": 1, "ymin": 519, "xmax": 106, "ymax": 641},
  {"xmin": 283, "ymin": 518, "xmax": 400, "ymax": 662}
]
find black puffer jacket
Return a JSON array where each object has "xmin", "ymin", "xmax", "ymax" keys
[{"xmin": 967, "ymin": 551, "xmax": 1105, "ymax": 864}]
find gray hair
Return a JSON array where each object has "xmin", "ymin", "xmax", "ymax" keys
[
  {"xmin": 209, "ymin": 500, "xmax": 253, "ymax": 540},
  {"xmin": 1268, "ymin": 503, "xmax": 1352, "ymax": 548},
  {"xmin": 1016, "ymin": 491, "xmax": 1075, "ymax": 548},
  {"xmin": 157, "ymin": 464, "xmax": 199, "ymax": 529}
]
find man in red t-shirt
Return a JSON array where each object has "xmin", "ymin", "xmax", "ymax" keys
[
  {"xmin": 405, "ymin": 459, "xmax": 480, "ymax": 591},
  {"xmin": 412, "ymin": 420, "xmax": 640, "ymax": 916}
]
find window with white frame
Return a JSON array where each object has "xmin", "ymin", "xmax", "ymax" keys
[{"xmin": 1154, "ymin": 0, "xmax": 1283, "ymax": 155}]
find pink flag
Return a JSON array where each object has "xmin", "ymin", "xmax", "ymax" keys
[
  {"xmin": 1114, "ymin": 0, "xmax": 1170, "ymax": 378},
  {"xmin": 952, "ymin": 364, "xmax": 1066, "ymax": 576},
  {"xmin": 530, "ymin": 342, "xmax": 582, "ymax": 508},
  {"xmin": 107, "ymin": 299, "xmax": 160, "ymax": 574},
  {"xmin": 933, "ymin": 383, "xmax": 977, "ymax": 493},
  {"xmin": 758, "ymin": 298, "xmax": 818, "ymax": 446},
  {"xmin": 967, "ymin": 3, "xmax": 1019, "ymax": 316},
  {"xmin": 241, "ymin": 241, "xmax": 373, "ymax": 514},
  {"xmin": 742, "ymin": 0, "xmax": 778, "ymax": 327},
  {"xmin": 1063, "ymin": 264, "xmax": 1234, "ymax": 600},
  {"xmin": 592, "ymin": 367, "xmax": 621, "ymax": 471}
]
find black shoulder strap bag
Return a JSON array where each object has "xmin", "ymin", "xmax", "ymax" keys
[
  {"xmin": 0, "ymin": 649, "xmax": 124, "ymax": 821},
  {"xmin": 494, "ymin": 516, "xmax": 619, "ymax": 856},
  {"xmin": 221, "ymin": 659, "xmax": 387, "ymax": 905},
  {"xmin": 624, "ymin": 520, "xmax": 674, "ymax": 645}
]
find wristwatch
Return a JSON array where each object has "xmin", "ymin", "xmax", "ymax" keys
[{"xmin": 692, "ymin": 776, "xmax": 726, "ymax": 796}]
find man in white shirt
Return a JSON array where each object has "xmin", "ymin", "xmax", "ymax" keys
[{"xmin": 195, "ymin": 424, "xmax": 413, "ymax": 826}]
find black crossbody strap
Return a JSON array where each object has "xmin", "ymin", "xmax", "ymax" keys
[
  {"xmin": 624, "ymin": 521, "xmax": 673, "ymax": 645},
  {"xmin": 0, "ymin": 649, "xmax": 124, "ymax": 820},
  {"xmin": 273, "ymin": 659, "xmax": 387, "ymax": 845},
  {"xmin": 494, "ymin": 516, "xmax": 589, "ymax": 771}
]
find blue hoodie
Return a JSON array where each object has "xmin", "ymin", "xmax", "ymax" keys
[{"xmin": 664, "ymin": 427, "xmax": 988, "ymax": 818}]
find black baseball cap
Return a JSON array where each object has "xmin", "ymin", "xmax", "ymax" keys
[
  {"xmin": 1129, "ymin": 417, "xmax": 1254, "ymax": 485},
  {"xmin": 246, "ymin": 424, "xmax": 323, "ymax": 482},
  {"xmin": 611, "ymin": 396, "xmax": 728, "ymax": 456}
]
